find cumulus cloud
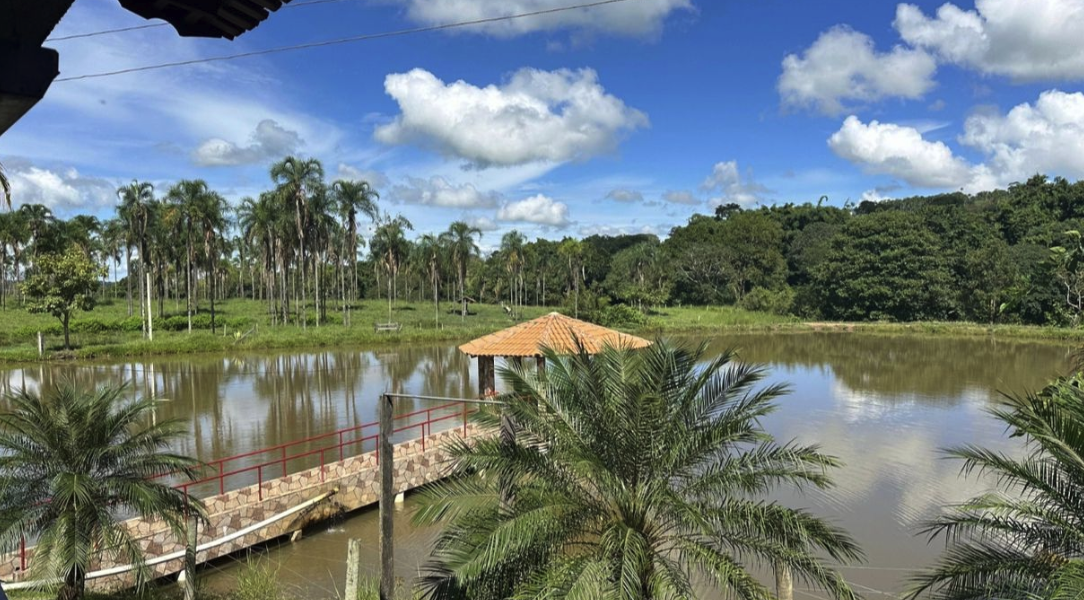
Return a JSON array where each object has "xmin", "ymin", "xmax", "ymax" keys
[
  {"xmin": 392, "ymin": 0, "xmax": 693, "ymax": 38},
  {"xmin": 336, "ymin": 163, "xmax": 388, "ymax": 189},
  {"xmin": 701, "ymin": 161, "xmax": 770, "ymax": 207},
  {"xmin": 960, "ymin": 90, "xmax": 1084, "ymax": 187},
  {"xmin": 830, "ymin": 90, "xmax": 1084, "ymax": 192},
  {"xmin": 374, "ymin": 68, "xmax": 648, "ymax": 168},
  {"xmin": 606, "ymin": 188, "xmax": 644, "ymax": 203},
  {"xmin": 663, "ymin": 190, "xmax": 700, "ymax": 205},
  {"xmin": 193, "ymin": 119, "xmax": 303, "ymax": 166},
  {"xmin": 6, "ymin": 162, "xmax": 116, "ymax": 213},
  {"xmin": 497, "ymin": 194, "xmax": 571, "ymax": 227},
  {"xmin": 828, "ymin": 116, "xmax": 974, "ymax": 188},
  {"xmin": 390, "ymin": 176, "xmax": 502, "ymax": 209},
  {"xmin": 895, "ymin": 0, "xmax": 1084, "ymax": 82},
  {"xmin": 779, "ymin": 27, "xmax": 937, "ymax": 115}
]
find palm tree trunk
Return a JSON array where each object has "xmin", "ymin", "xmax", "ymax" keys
[{"xmin": 125, "ymin": 247, "xmax": 132, "ymax": 316}]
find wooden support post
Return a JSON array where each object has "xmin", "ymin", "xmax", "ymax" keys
[
  {"xmin": 182, "ymin": 516, "xmax": 198, "ymax": 600},
  {"xmin": 477, "ymin": 356, "xmax": 495, "ymax": 397},
  {"xmin": 345, "ymin": 538, "xmax": 361, "ymax": 600},
  {"xmin": 776, "ymin": 564, "xmax": 793, "ymax": 600},
  {"xmin": 379, "ymin": 393, "xmax": 394, "ymax": 600}
]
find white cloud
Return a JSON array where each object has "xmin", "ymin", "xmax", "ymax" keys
[
  {"xmin": 860, "ymin": 189, "xmax": 893, "ymax": 203},
  {"xmin": 959, "ymin": 90, "xmax": 1084, "ymax": 187},
  {"xmin": 374, "ymin": 68, "xmax": 648, "ymax": 168},
  {"xmin": 828, "ymin": 116, "xmax": 974, "ymax": 188},
  {"xmin": 701, "ymin": 161, "xmax": 770, "ymax": 207},
  {"xmin": 663, "ymin": 190, "xmax": 700, "ymax": 205},
  {"xmin": 335, "ymin": 163, "xmax": 389, "ymax": 189},
  {"xmin": 192, "ymin": 119, "xmax": 303, "ymax": 166},
  {"xmin": 6, "ymin": 162, "xmax": 116, "ymax": 213},
  {"xmin": 578, "ymin": 224, "xmax": 666, "ymax": 237},
  {"xmin": 497, "ymin": 194, "xmax": 570, "ymax": 227},
  {"xmin": 391, "ymin": 176, "xmax": 502, "ymax": 209},
  {"xmin": 467, "ymin": 216, "xmax": 500, "ymax": 232},
  {"xmin": 391, "ymin": 0, "xmax": 693, "ymax": 38},
  {"xmin": 895, "ymin": 0, "xmax": 1084, "ymax": 82},
  {"xmin": 830, "ymin": 90, "xmax": 1084, "ymax": 192},
  {"xmin": 606, "ymin": 188, "xmax": 644, "ymax": 203},
  {"xmin": 779, "ymin": 27, "xmax": 937, "ymax": 115}
]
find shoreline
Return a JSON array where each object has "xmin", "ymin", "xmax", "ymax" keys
[{"xmin": 0, "ymin": 316, "xmax": 1078, "ymax": 365}]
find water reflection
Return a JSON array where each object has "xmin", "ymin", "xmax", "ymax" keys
[{"xmin": 0, "ymin": 333, "xmax": 1072, "ymax": 598}]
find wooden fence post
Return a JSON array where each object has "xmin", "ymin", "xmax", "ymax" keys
[
  {"xmin": 345, "ymin": 538, "xmax": 361, "ymax": 600},
  {"xmin": 379, "ymin": 393, "xmax": 394, "ymax": 600}
]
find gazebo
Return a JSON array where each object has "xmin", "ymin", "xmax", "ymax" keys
[{"xmin": 459, "ymin": 311, "xmax": 653, "ymax": 396}]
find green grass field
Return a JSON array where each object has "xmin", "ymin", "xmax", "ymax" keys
[{"xmin": 0, "ymin": 297, "xmax": 1079, "ymax": 363}]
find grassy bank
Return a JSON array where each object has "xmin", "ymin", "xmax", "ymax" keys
[{"xmin": 0, "ymin": 298, "xmax": 1079, "ymax": 364}]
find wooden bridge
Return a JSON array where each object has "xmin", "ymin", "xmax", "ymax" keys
[{"xmin": 0, "ymin": 400, "xmax": 482, "ymax": 592}]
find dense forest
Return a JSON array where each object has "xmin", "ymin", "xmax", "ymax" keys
[{"xmin": 1, "ymin": 156, "xmax": 1083, "ymax": 331}]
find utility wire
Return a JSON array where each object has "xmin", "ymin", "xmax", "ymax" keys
[
  {"xmin": 46, "ymin": 0, "xmax": 375, "ymax": 42},
  {"xmin": 52, "ymin": 0, "xmax": 633, "ymax": 82}
]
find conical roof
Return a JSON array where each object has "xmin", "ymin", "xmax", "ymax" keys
[{"xmin": 459, "ymin": 312, "xmax": 652, "ymax": 358}]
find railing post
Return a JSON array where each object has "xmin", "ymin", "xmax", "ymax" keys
[
  {"xmin": 281, "ymin": 446, "xmax": 287, "ymax": 478},
  {"xmin": 258, "ymin": 466, "xmax": 263, "ymax": 501},
  {"xmin": 219, "ymin": 467, "xmax": 225, "ymax": 496},
  {"xmin": 462, "ymin": 401, "xmax": 468, "ymax": 437},
  {"xmin": 339, "ymin": 430, "xmax": 344, "ymax": 462},
  {"xmin": 320, "ymin": 449, "xmax": 326, "ymax": 483},
  {"xmin": 20, "ymin": 536, "xmax": 26, "ymax": 572}
]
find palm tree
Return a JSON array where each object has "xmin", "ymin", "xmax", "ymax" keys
[
  {"xmin": 166, "ymin": 180, "xmax": 212, "ymax": 333},
  {"xmin": 19, "ymin": 203, "xmax": 55, "ymax": 259},
  {"xmin": 270, "ymin": 156, "xmax": 324, "ymax": 329},
  {"xmin": 414, "ymin": 341, "xmax": 862, "ymax": 600},
  {"xmin": 100, "ymin": 218, "xmax": 125, "ymax": 300},
  {"xmin": 331, "ymin": 179, "xmax": 380, "ymax": 308},
  {"xmin": 445, "ymin": 221, "xmax": 481, "ymax": 319},
  {"xmin": 0, "ymin": 382, "xmax": 203, "ymax": 600},
  {"xmin": 558, "ymin": 237, "xmax": 584, "ymax": 317},
  {"xmin": 117, "ymin": 181, "xmax": 155, "ymax": 326},
  {"xmin": 0, "ymin": 161, "xmax": 11, "ymax": 210},
  {"xmin": 416, "ymin": 234, "xmax": 444, "ymax": 326},
  {"xmin": 500, "ymin": 230, "xmax": 526, "ymax": 315},
  {"xmin": 370, "ymin": 214, "xmax": 413, "ymax": 322},
  {"xmin": 910, "ymin": 375, "xmax": 1084, "ymax": 600},
  {"xmin": 189, "ymin": 188, "xmax": 228, "ymax": 333}
]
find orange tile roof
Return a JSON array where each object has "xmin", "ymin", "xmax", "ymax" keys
[{"xmin": 458, "ymin": 312, "xmax": 653, "ymax": 358}]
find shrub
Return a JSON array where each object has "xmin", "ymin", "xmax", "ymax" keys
[
  {"xmin": 230, "ymin": 559, "xmax": 282, "ymax": 600},
  {"xmin": 593, "ymin": 304, "xmax": 648, "ymax": 328},
  {"xmin": 739, "ymin": 287, "xmax": 796, "ymax": 316}
]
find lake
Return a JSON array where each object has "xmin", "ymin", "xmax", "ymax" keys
[{"xmin": 0, "ymin": 332, "xmax": 1070, "ymax": 599}]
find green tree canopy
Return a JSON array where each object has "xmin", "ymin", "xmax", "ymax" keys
[
  {"xmin": 813, "ymin": 211, "xmax": 954, "ymax": 321},
  {"xmin": 21, "ymin": 247, "xmax": 105, "ymax": 349}
]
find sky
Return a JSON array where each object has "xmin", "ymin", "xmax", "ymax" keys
[{"xmin": 3, "ymin": 0, "xmax": 1084, "ymax": 249}]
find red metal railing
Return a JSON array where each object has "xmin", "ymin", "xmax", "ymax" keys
[
  {"xmin": 158, "ymin": 400, "xmax": 477, "ymax": 501},
  {"xmin": 10, "ymin": 400, "xmax": 480, "ymax": 576}
]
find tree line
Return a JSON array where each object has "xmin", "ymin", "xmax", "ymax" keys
[{"xmin": 2, "ymin": 158, "xmax": 1084, "ymax": 329}]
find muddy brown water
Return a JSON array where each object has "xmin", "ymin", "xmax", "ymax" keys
[{"xmin": 0, "ymin": 333, "xmax": 1070, "ymax": 598}]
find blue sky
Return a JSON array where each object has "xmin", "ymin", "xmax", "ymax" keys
[{"xmin": 3, "ymin": 0, "xmax": 1084, "ymax": 248}]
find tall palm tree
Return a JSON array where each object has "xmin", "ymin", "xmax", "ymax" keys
[
  {"xmin": 500, "ymin": 230, "xmax": 526, "ymax": 315},
  {"xmin": 558, "ymin": 237, "xmax": 584, "ymax": 317},
  {"xmin": 238, "ymin": 194, "xmax": 280, "ymax": 320},
  {"xmin": 910, "ymin": 375, "xmax": 1084, "ymax": 600},
  {"xmin": 445, "ymin": 221, "xmax": 481, "ymax": 319},
  {"xmin": 19, "ymin": 203, "xmax": 55, "ymax": 259},
  {"xmin": 370, "ymin": 214, "xmax": 413, "ymax": 322},
  {"xmin": 270, "ymin": 156, "xmax": 324, "ymax": 329},
  {"xmin": 100, "ymin": 218, "xmax": 125, "ymax": 300},
  {"xmin": 166, "ymin": 180, "xmax": 212, "ymax": 333},
  {"xmin": 117, "ymin": 181, "xmax": 155, "ymax": 326},
  {"xmin": 331, "ymin": 179, "xmax": 380, "ymax": 308},
  {"xmin": 0, "ymin": 383, "xmax": 203, "ymax": 600},
  {"xmin": 416, "ymin": 233, "xmax": 444, "ymax": 326},
  {"xmin": 415, "ymin": 341, "xmax": 862, "ymax": 600},
  {"xmin": 189, "ymin": 188, "xmax": 228, "ymax": 333}
]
